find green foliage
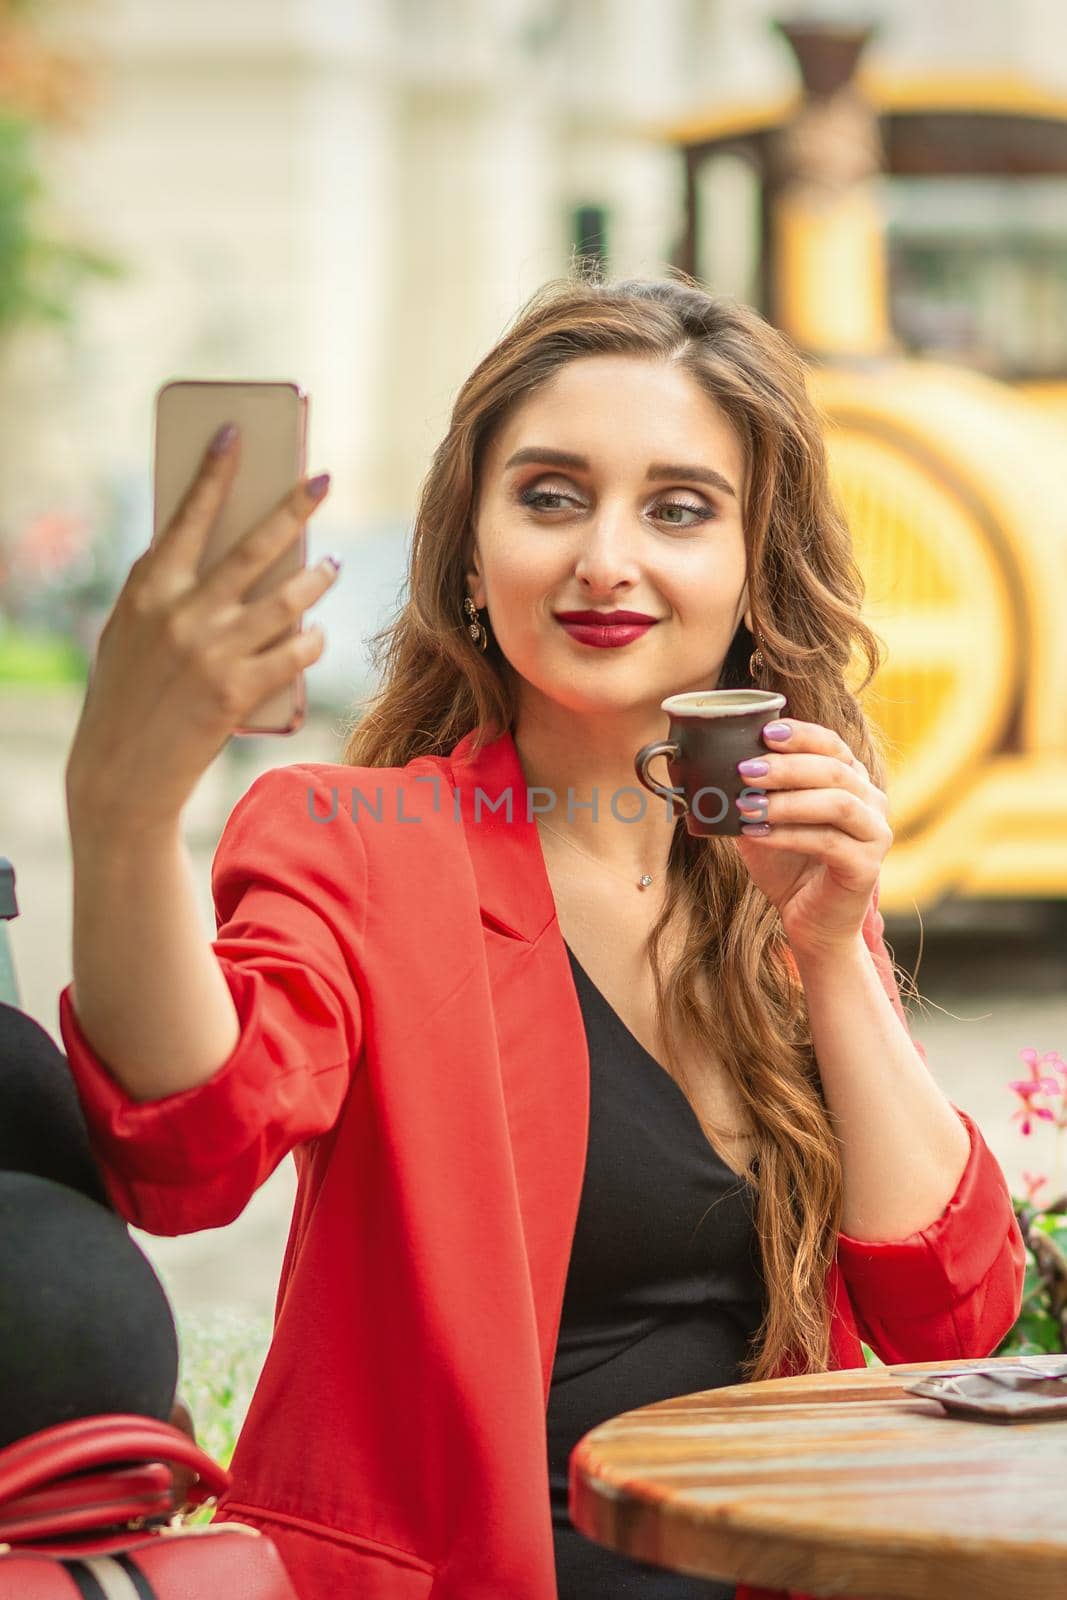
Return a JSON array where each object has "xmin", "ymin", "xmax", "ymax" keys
[
  {"xmin": 1001, "ymin": 1051, "xmax": 1067, "ymax": 1354},
  {"xmin": 995, "ymin": 1207, "xmax": 1067, "ymax": 1356},
  {"xmin": 1033, "ymin": 1212, "xmax": 1067, "ymax": 1249},
  {"xmin": 0, "ymin": 109, "xmax": 123, "ymax": 339},
  {"xmin": 0, "ymin": 619, "xmax": 86, "ymax": 681},
  {"xmin": 174, "ymin": 1309, "xmax": 273, "ymax": 1526}
]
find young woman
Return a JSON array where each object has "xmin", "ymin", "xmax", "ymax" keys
[{"xmin": 59, "ymin": 274, "xmax": 1024, "ymax": 1600}]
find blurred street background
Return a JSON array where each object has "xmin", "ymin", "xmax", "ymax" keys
[{"xmin": 2, "ymin": 0, "xmax": 1066, "ymax": 1341}]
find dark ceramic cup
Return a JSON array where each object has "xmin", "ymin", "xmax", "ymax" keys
[{"xmin": 634, "ymin": 689, "xmax": 788, "ymax": 837}]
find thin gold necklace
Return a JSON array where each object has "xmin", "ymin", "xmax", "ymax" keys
[{"xmin": 536, "ymin": 815, "xmax": 657, "ymax": 891}]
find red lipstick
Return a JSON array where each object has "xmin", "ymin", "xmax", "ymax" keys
[{"xmin": 553, "ymin": 609, "xmax": 660, "ymax": 649}]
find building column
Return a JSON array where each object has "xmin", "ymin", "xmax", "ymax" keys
[{"xmin": 293, "ymin": 0, "xmax": 398, "ymax": 527}]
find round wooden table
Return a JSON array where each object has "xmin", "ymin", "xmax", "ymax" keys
[{"xmin": 569, "ymin": 1353, "xmax": 1067, "ymax": 1599}]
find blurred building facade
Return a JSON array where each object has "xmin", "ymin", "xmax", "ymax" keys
[{"xmin": 5, "ymin": 0, "xmax": 1067, "ymax": 700}]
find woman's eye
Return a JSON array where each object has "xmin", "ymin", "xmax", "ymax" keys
[
  {"xmin": 518, "ymin": 486, "xmax": 714, "ymax": 527},
  {"xmin": 520, "ymin": 488, "xmax": 574, "ymax": 512},
  {"xmin": 657, "ymin": 500, "xmax": 713, "ymax": 527}
]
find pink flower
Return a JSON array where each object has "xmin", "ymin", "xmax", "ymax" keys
[
  {"xmin": 1022, "ymin": 1171, "xmax": 1049, "ymax": 1202},
  {"xmin": 1012, "ymin": 1102, "xmax": 1055, "ymax": 1137},
  {"xmin": 1019, "ymin": 1047, "xmax": 1067, "ymax": 1080},
  {"xmin": 14, "ymin": 511, "xmax": 90, "ymax": 580},
  {"xmin": 1008, "ymin": 1050, "xmax": 1061, "ymax": 1135}
]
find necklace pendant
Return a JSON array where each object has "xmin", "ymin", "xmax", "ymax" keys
[{"xmin": 638, "ymin": 873, "xmax": 654, "ymax": 890}]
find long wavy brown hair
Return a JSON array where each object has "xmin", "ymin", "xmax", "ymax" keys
[{"xmin": 340, "ymin": 270, "xmax": 893, "ymax": 1381}]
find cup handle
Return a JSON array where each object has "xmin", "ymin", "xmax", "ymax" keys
[{"xmin": 634, "ymin": 741, "xmax": 687, "ymax": 811}]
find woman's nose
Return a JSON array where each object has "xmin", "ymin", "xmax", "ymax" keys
[{"xmin": 573, "ymin": 515, "xmax": 642, "ymax": 589}]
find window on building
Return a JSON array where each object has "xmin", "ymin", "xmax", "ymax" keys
[{"xmin": 887, "ymin": 175, "xmax": 1067, "ymax": 378}]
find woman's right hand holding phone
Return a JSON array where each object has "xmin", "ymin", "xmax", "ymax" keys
[{"xmin": 65, "ymin": 423, "xmax": 339, "ymax": 833}]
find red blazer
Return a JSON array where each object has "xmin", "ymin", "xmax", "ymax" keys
[{"xmin": 57, "ymin": 725, "xmax": 1025, "ymax": 1600}]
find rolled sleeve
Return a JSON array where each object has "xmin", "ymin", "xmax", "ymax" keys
[
  {"xmin": 58, "ymin": 764, "xmax": 366, "ymax": 1234},
  {"xmin": 837, "ymin": 1105, "xmax": 1025, "ymax": 1358}
]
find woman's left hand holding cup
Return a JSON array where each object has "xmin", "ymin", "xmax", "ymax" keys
[{"xmin": 731, "ymin": 718, "xmax": 893, "ymax": 959}]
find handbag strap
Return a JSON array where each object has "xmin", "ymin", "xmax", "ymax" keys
[{"xmin": 0, "ymin": 1414, "xmax": 230, "ymax": 1509}]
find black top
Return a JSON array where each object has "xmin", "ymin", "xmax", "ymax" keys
[{"xmin": 547, "ymin": 943, "xmax": 767, "ymax": 1600}]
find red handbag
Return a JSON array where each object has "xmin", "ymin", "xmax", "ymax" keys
[{"xmin": 0, "ymin": 1413, "xmax": 299, "ymax": 1598}]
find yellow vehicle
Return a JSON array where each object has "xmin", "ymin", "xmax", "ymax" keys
[{"xmin": 651, "ymin": 22, "xmax": 1067, "ymax": 920}]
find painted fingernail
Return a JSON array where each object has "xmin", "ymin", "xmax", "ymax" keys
[
  {"xmin": 736, "ymin": 796, "xmax": 767, "ymax": 815},
  {"xmin": 307, "ymin": 472, "xmax": 331, "ymax": 500},
  {"xmin": 737, "ymin": 758, "xmax": 769, "ymax": 777},
  {"xmin": 209, "ymin": 422, "xmax": 238, "ymax": 455},
  {"xmin": 740, "ymin": 822, "xmax": 772, "ymax": 836},
  {"xmin": 763, "ymin": 722, "xmax": 791, "ymax": 740},
  {"xmin": 321, "ymin": 554, "xmax": 342, "ymax": 575}
]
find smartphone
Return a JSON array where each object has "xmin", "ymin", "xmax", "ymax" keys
[{"xmin": 153, "ymin": 379, "xmax": 310, "ymax": 735}]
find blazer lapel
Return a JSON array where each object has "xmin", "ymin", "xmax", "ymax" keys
[
  {"xmin": 447, "ymin": 725, "xmax": 590, "ymax": 1402},
  {"xmin": 446, "ymin": 723, "xmax": 555, "ymax": 941}
]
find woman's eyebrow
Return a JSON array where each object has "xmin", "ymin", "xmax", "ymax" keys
[{"xmin": 503, "ymin": 446, "xmax": 737, "ymax": 499}]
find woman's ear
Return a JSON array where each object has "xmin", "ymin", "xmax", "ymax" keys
[{"xmin": 464, "ymin": 544, "xmax": 485, "ymax": 609}]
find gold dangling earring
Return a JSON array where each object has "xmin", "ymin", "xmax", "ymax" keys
[
  {"xmin": 463, "ymin": 595, "xmax": 488, "ymax": 652},
  {"xmin": 748, "ymin": 631, "xmax": 765, "ymax": 682}
]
